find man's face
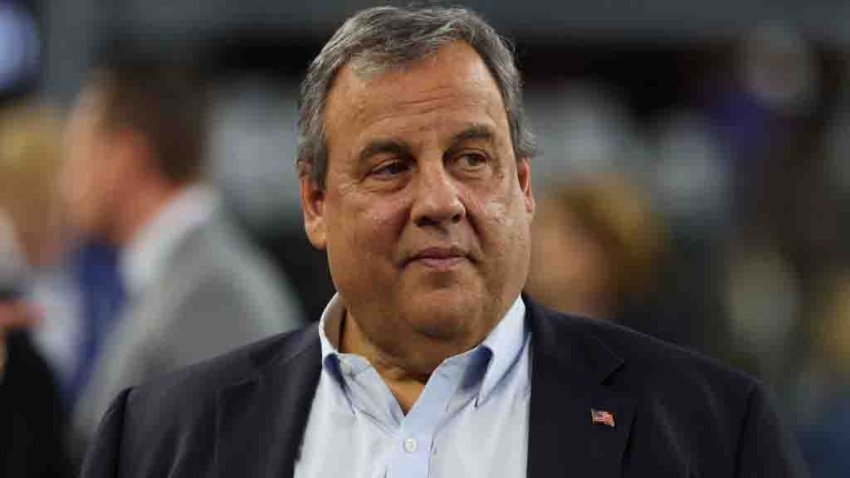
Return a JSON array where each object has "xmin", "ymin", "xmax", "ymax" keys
[
  {"xmin": 61, "ymin": 87, "xmax": 124, "ymax": 240},
  {"xmin": 301, "ymin": 41, "xmax": 534, "ymax": 368}
]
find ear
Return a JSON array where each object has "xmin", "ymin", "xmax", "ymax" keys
[
  {"xmin": 300, "ymin": 175, "xmax": 327, "ymax": 250},
  {"xmin": 516, "ymin": 156, "xmax": 535, "ymax": 216}
]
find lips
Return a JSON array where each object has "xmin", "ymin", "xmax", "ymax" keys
[{"xmin": 406, "ymin": 246, "xmax": 469, "ymax": 269}]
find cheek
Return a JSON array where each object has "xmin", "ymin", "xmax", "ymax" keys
[
  {"xmin": 65, "ymin": 135, "xmax": 96, "ymax": 194},
  {"xmin": 66, "ymin": 154, "xmax": 116, "ymax": 229},
  {"xmin": 78, "ymin": 161, "xmax": 105, "ymax": 204},
  {"xmin": 325, "ymin": 191, "xmax": 408, "ymax": 273},
  {"xmin": 474, "ymin": 185, "xmax": 531, "ymax": 252},
  {"xmin": 61, "ymin": 158, "xmax": 89, "ymax": 209}
]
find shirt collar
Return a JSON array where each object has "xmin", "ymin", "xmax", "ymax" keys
[
  {"xmin": 121, "ymin": 184, "xmax": 220, "ymax": 299},
  {"xmin": 318, "ymin": 293, "xmax": 527, "ymax": 407},
  {"xmin": 476, "ymin": 295, "xmax": 527, "ymax": 406}
]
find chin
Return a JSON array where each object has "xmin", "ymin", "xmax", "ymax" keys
[{"xmin": 403, "ymin": 288, "xmax": 481, "ymax": 340}]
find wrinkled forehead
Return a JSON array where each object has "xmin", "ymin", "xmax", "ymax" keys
[{"xmin": 323, "ymin": 42, "xmax": 510, "ymax": 153}]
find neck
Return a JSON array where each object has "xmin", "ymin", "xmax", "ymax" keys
[
  {"xmin": 340, "ymin": 311, "xmax": 429, "ymax": 413},
  {"xmin": 112, "ymin": 180, "xmax": 184, "ymax": 246}
]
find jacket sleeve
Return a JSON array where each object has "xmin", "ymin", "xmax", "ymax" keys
[
  {"xmin": 735, "ymin": 381, "xmax": 809, "ymax": 477},
  {"xmin": 80, "ymin": 388, "xmax": 133, "ymax": 478}
]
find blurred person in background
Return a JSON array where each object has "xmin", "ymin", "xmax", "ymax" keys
[
  {"xmin": 526, "ymin": 173, "xmax": 716, "ymax": 350},
  {"xmin": 525, "ymin": 177, "xmax": 674, "ymax": 335},
  {"xmin": 61, "ymin": 55, "xmax": 304, "ymax": 453},
  {"xmin": 0, "ymin": 103, "xmax": 65, "ymax": 272},
  {"xmin": 0, "ymin": 210, "xmax": 70, "ymax": 477},
  {"xmin": 0, "ymin": 100, "xmax": 73, "ymax": 476},
  {"xmin": 0, "ymin": 98, "xmax": 93, "ymax": 405}
]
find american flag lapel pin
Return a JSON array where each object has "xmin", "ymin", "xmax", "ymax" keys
[{"xmin": 591, "ymin": 408, "xmax": 616, "ymax": 428}]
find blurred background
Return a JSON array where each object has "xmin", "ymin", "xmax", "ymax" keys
[{"xmin": 1, "ymin": 0, "xmax": 849, "ymax": 475}]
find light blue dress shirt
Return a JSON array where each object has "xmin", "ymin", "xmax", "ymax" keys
[{"xmin": 294, "ymin": 294, "xmax": 531, "ymax": 478}]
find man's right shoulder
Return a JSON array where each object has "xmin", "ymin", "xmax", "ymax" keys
[
  {"xmin": 122, "ymin": 323, "xmax": 319, "ymax": 421},
  {"xmin": 81, "ymin": 324, "xmax": 320, "ymax": 476}
]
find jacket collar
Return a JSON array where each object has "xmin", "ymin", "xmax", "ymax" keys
[
  {"xmin": 525, "ymin": 297, "xmax": 636, "ymax": 477},
  {"xmin": 213, "ymin": 298, "xmax": 636, "ymax": 477},
  {"xmin": 215, "ymin": 323, "xmax": 322, "ymax": 477}
]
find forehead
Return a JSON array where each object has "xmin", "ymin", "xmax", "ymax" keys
[{"xmin": 323, "ymin": 41, "xmax": 509, "ymax": 150}]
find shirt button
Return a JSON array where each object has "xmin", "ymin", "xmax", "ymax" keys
[{"xmin": 403, "ymin": 437, "xmax": 418, "ymax": 453}]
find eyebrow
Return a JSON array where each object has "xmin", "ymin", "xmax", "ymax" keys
[
  {"xmin": 358, "ymin": 140, "xmax": 413, "ymax": 164},
  {"xmin": 357, "ymin": 124, "xmax": 497, "ymax": 164},
  {"xmin": 449, "ymin": 124, "xmax": 496, "ymax": 146}
]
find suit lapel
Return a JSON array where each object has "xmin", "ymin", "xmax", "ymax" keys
[
  {"xmin": 526, "ymin": 300, "xmax": 636, "ymax": 477},
  {"xmin": 214, "ymin": 325, "xmax": 322, "ymax": 477},
  {"xmin": 211, "ymin": 303, "xmax": 637, "ymax": 477}
]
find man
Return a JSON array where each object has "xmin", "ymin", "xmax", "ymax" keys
[
  {"xmin": 81, "ymin": 7, "xmax": 805, "ymax": 477},
  {"xmin": 61, "ymin": 58, "xmax": 303, "ymax": 449}
]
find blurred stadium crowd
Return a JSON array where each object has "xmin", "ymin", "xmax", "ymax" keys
[{"xmin": 1, "ymin": 0, "xmax": 849, "ymax": 476}]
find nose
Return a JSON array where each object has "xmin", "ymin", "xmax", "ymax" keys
[{"xmin": 410, "ymin": 161, "xmax": 465, "ymax": 228}]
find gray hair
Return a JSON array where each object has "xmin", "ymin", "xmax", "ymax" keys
[{"xmin": 296, "ymin": 5, "xmax": 536, "ymax": 189}]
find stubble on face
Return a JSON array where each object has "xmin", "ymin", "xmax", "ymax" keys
[{"xmin": 313, "ymin": 41, "xmax": 534, "ymax": 375}]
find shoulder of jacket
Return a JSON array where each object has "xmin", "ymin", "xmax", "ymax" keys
[
  {"xmin": 125, "ymin": 324, "xmax": 318, "ymax": 412},
  {"xmin": 536, "ymin": 304, "xmax": 759, "ymax": 397}
]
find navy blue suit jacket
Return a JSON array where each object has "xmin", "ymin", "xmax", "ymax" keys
[{"xmin": 81, "ymin": 299, "xmax": 806, "ymax": 477}]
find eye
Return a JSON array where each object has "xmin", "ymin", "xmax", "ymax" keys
[
  {"xmin": 454, "ymin": 152, "xmax": 489, "ymax": 170},
  {"xmin": 370, "ymin": 159, "xmax": 410, "ymax": 178}
]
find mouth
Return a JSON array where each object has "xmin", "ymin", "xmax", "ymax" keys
[{"xmin": 405, "ymin": 246, "xmax": 470, "ymax": 270}]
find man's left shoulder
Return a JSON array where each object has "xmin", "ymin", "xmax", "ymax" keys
[
  {"xmin": 537, "ymin": 304, "xmax": 762, "ymax": 404},
  {"xmin": 531, "ymin": 303, "xmax": 806, "ymax": 475}
]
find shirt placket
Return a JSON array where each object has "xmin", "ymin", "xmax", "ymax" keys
[{"xmin": 386, "ymin": 359, "xmax": 469, "ymax": 478}]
